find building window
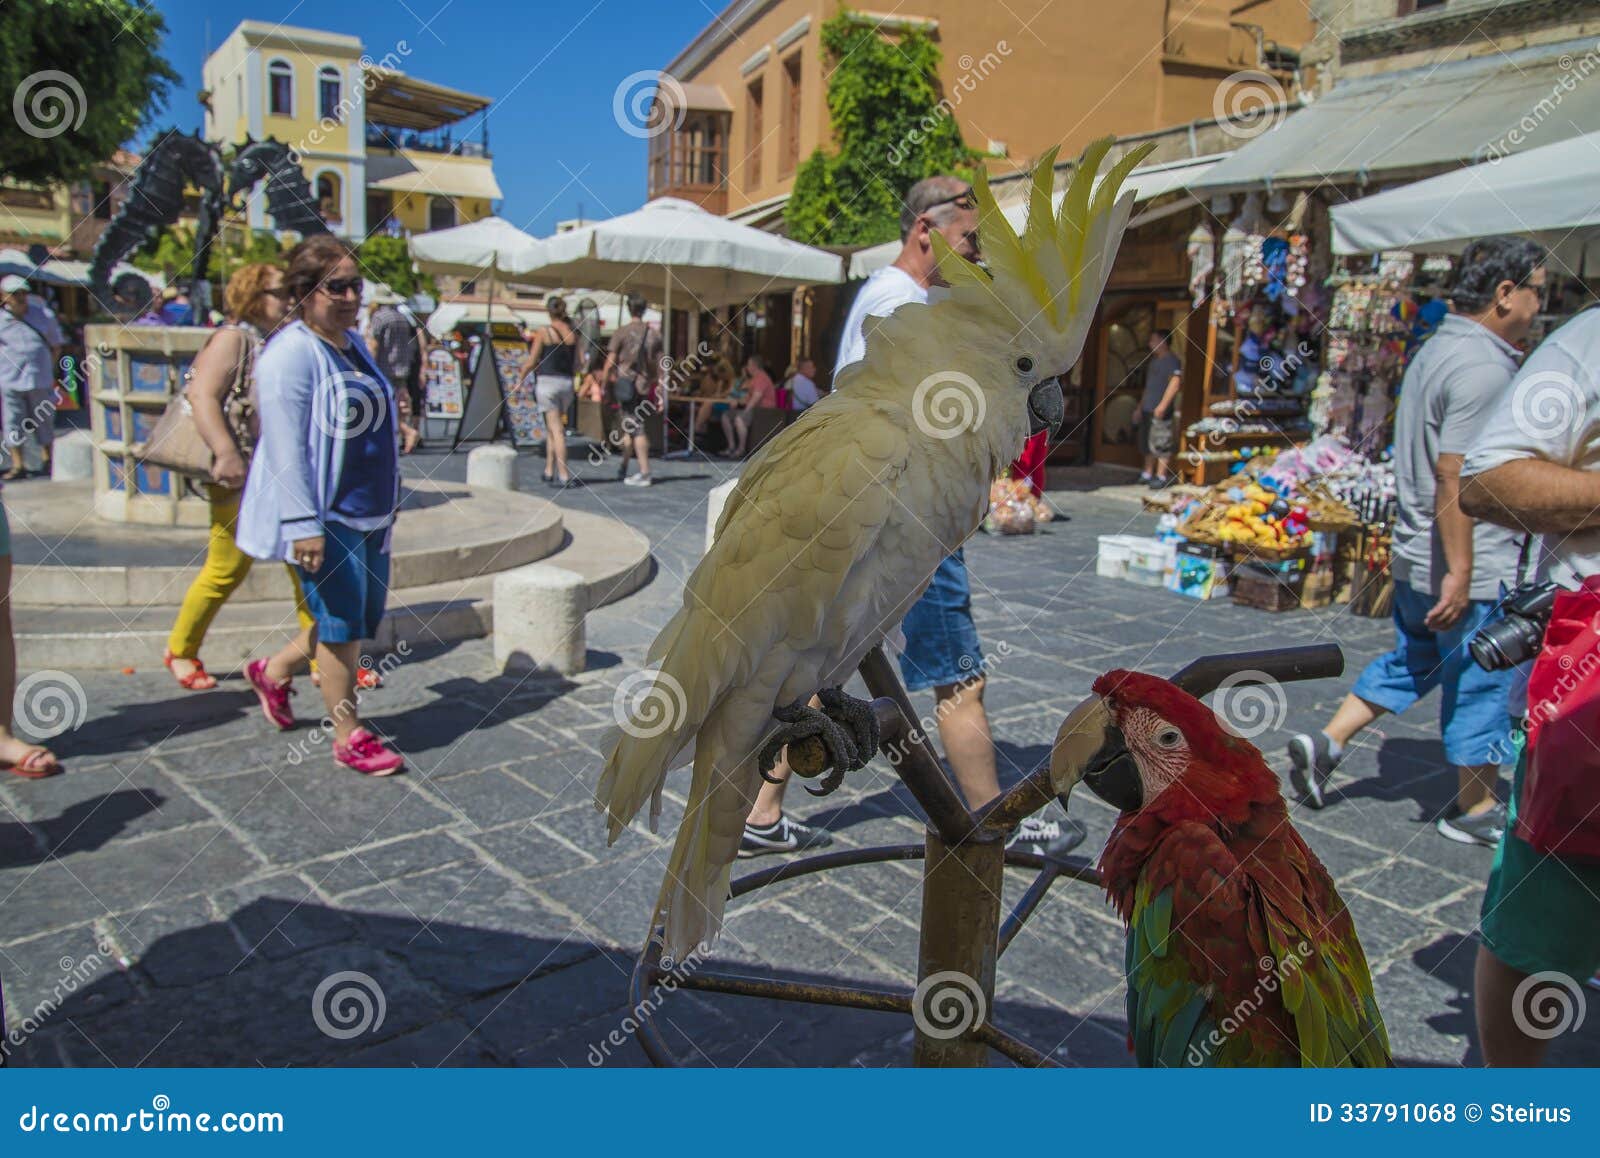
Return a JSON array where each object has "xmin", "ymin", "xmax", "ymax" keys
[
  {"xmin": 780, "ymin": 52, "xmax": 802, "ymax": 179},
  {"xmin": 318, "ymin": 66, "xmax": 342, "ymax": 121},
  {"xmin": 429, "ymin": 197, "xmax": 457, "ymax": 232},
  {"xmin": 744, "ymin": 77, "xmax": 764, "ymax": 191},
  {"xmin": 268, "ymin": 58, "xmax": 294, "ymax": 116},
  {"xmin": 316, "ymin": 172, "xmax": 342, "ymax": 223}
]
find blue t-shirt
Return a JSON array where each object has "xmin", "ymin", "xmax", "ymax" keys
[{"xmin": 322, "ymin": 339, "xmax": 398, "ymax": 526}]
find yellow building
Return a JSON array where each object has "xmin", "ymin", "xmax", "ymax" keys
[
  {"xmin": 202, "ymin": 20, "xmax": 501, "ymax": 239},
  {"xmin": 651, "ymin": 1, "xmax": 1312, "ymax": 226}
]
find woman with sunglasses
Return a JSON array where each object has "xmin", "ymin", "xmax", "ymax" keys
[
  {"xmin": 237, "ymin": 235, "xmax": 405, "ymax": 776},
  {"xmin": 163, "ymin": 262, "xmax": 319, "ymax": 692}
]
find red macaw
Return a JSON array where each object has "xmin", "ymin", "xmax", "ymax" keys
[{"xmin": 1050, "ymin": 669, "xmax": 1391, "ymax": 1067}]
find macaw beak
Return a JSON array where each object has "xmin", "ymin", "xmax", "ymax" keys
[
  {"xmin": 1079, "ymin": 725, "xmax": 1143, "ymax": 812},
  {"xmin": 1048, "ymin": 695, "xmax": 1143, "ymax": 814},
  {"xmin": 1027, "ymin": 376, "xmax": 1065, "ymax": 438}
]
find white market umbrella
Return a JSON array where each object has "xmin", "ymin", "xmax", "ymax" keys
[
  {"xmin": 409, "ymin": 216, "xmax": 546, "ymax": 326},
  {"xmin": 504, "ymin": 197, "xmax": 844, "ymax": 357},
  {"xmin": 1331, "ymin": 131, "xmax": 1600, "ymax": 271}
]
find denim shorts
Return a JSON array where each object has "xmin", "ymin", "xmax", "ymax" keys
[
  {"xmin": 1349, "ymin": 579, "xmax": 1514, "ymax": 767},
  {"xmin": 898, "ymin": 549, "xmax": 985, "ymax": 692},
  {"xmin": 295, "ymin": 521, "xmax": 390, "ymax": 644}
]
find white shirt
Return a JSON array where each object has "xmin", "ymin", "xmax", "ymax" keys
[
  {"xmin": 790, "ymin": 372, "xmax": 819, "ymax": 409},
  {"xmin": 835, "ymin": 265, "xmax": 928, "ymax": 372},
  {"xmin": 1462, "ymin": 308, "xmax": 1600, "ymax": 590}
]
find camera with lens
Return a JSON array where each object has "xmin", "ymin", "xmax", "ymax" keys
[{"xmin": 1468, "ymin": 582, "xmax": 1560, "ymax": 671}]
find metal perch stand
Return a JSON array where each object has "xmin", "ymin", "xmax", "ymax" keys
[{"xmin": 629, "ymin": 642, "xmax": 1344, "ymax": 1067}]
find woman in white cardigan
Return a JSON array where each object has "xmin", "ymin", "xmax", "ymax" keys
[{"xmin": 237, "ymin": 235, "xmax": 405, "ymax": 776}]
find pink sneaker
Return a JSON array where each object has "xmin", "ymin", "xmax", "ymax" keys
[
  {"xmin": 245, "ymin": 658, "xmax": 297, "ymax": 730},
  {"xmin": 332, "ymin": 728, "xmax": 405, "ymax": 776}
]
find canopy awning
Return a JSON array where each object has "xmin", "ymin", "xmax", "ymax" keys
[
  {"xmin": 1190, "ymin": 38, "xmax": 1600, "ymax": 195},
  {"xmin": 0, "ymin": 248, "xmax": 159, "ymax": 289},
  {"xmin": 1330, "ymin": 131, "xmax": 1600, "ymax": 271},
  {"xmin": 369, "ymin": 152, "xmax": 503, "ymax": 201},
  {"xmin": 407, "ymin": 216, "xmax": 538, "ymax": 279},
  {"xmin": 505, "ymin": 196, "xmax": 844, "ymax": 308},
  {"xmin": 363, "ymin": 67, "xmax": 491, "ymax": 132},
  {"xmin": 848, "ymin": 153, "xmax": 1225, "ymax": 278}
]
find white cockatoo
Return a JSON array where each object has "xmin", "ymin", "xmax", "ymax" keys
[{"xmin": 598, "ymin": 140, "xmax": 1153, "ymax": 959}]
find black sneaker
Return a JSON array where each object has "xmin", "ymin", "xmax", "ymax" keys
[
  {"xmin": 1436, "ymin": 803, "xmax": 1507, "ymax": 848},
  {"xmin": 1286, "ymin": 732, "xmax": 1341, "ymax": 809},
  {"xmin": 1006, "ymin": 814, "xmax": 1088, "ymax": 860},
  {"xmin": 738, "ymin": 815, "xmax": 834, "ymax": 858}
]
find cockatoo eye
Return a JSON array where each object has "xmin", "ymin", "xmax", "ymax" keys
[
  {"xmin": 1154, "ymin": 727, "xmax": 1183, "ymax": 750},
  {"xmin": 1015, "ymin": 356, "xmax": 1034, "ymax": 374}
]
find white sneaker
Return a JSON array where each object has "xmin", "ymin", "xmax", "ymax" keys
[{"xmin": 623, "ymin": 474, "xmax": 654, "ymax": 487}]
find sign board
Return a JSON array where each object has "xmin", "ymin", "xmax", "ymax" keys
[
  {"xmin": 422, "ymin": 347, "xmax": 464, "ymax": 419},
  {"xmin": 497, "ymin": 339, "xmax": 546, "ymax": 444}
]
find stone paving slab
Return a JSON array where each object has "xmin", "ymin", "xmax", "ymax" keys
[{"xmin": 3, "ymin": 451, "xmax": 1597, "ymax": 1068}]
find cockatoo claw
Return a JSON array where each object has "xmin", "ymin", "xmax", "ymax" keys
[{"xmin": 756, "ymin": 689, "xmax": 880, "ymax": 796}]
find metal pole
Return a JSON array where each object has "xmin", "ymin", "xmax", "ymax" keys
[{"xmin": 914, "ymin": 826, "xmax": 1004, "ymax": 1067}]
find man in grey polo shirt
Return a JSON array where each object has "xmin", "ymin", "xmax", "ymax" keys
[
  {"xmin": 1287, "ymin": 237, "xmax": 1547, "ymax": 847},
  {"xmin": 0, "ymin": 275, "xmax": 56, "ymax": 480}
]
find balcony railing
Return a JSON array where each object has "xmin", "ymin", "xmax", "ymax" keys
[{"xmin": 366, "ymin": 124, "xmax": 490, "ymax": 158}]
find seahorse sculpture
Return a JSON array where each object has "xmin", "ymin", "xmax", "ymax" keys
[{"xmin": 88, "ymin": 132, "xmax": 329, "ymax": 315}]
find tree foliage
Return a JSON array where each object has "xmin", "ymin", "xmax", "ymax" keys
[
  {"xmin": 784, "ymin": 9, "xmax": 980, "ymax": 247},
  {"xmin": 356, "ymin": 235, "xmax": 436, "ymax": 299},
  {"xmin": 0, "ymin": 0, "xmax": 179, "ymax": 186},
  {"xmin": 130, "ymin": 224, "xmax": 285, "ymax": 284}
]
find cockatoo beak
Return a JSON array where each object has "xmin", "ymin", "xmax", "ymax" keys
[
  {"xmin": 1048, "ymin": 695, "xmax": 1143, "ymax": 814},
  {"xmin": 1027, "ymin": 376, "xmax": 1065, "ymax": 438}
]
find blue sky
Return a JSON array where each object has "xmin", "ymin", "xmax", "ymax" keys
[{"xmin": 147, "ymin": 0, "xmax": 717, "ymax": 234}]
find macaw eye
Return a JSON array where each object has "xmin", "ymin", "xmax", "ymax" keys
[
  {"xmin": 1015, "ymin": 356, "xmax": 1034, "ymax": 374},
  {"xmin": 1154, "ymin": 727, "xmax": 1183, "ymax": 749}
]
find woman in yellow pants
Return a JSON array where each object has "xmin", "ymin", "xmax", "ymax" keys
[{"xmin": 164, "ymin": 264, "xmax": 318, "ymax": 690}]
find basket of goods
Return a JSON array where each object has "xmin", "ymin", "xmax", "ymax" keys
[
  {"xmin": 1298, "ymin": 483, "xmax": 1361, "ymax": 533},
  {"xmin": 983, "ymin": 475, "xmax": 1052, "ymax": 535},
  {"xmin": 1210, "ymin": 481, "xmax": 1312, "ymax": 561}
]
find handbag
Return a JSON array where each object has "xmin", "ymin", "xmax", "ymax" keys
[
  {"xmin": 136, "ymin": 324, "xmax": 258, "ymax": 481},
  {"xmin": 1516, "ymin": 574, "xmax": 1600, "ymax": 862}
]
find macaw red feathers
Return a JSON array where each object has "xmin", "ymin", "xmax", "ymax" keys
[{"xmin": 1089, "ymin": 668, "xmax": 1392, "ymax": 1067}]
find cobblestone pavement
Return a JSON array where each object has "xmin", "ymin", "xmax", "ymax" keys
[{"xmin": 3, "ymin": 450, "xmax": 1597, "ymax": 1067}]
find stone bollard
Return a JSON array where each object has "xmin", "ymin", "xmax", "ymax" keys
[
  {"xmin": 467, "ymin": 443, "xmax": 518, "ymax": 491},
  {"xmin": 51, "ymin": 429, "xmax": 95, "ymax": 482},
  {"xmin": 704, "ymin": 476, "xmax": 741, "ymax": 553},
  {"xmin": 493, "ymin": 563, "xmax": 586, "ymax": 675}
]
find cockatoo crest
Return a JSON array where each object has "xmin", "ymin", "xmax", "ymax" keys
[{"xmin": 930, "ymin": 139, "xmax": 1156, "ymax": 375}]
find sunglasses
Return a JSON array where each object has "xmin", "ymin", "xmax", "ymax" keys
[{"xmin": 319, "ymin": 276, "xmax": 364, "ymax": 299}]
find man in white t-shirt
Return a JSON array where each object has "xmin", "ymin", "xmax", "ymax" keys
[
  {"xmin": 739, "ymin": 175, "xmax": 1083, "ymax": 861},
  {"xmin": 1460, "ymin": 305, "xmax": 1600, "ymax": 1065}
]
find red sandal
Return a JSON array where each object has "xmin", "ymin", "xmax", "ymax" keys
[
  {"xmin": 163, "ymin": 649, "xmax": 218, "ymax": 690},
  {"xmin": 3, "ymin": 745, "xmax": 62, "ymax": 779}
]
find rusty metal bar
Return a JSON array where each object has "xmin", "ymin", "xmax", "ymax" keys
[
  {"xmin": 1168, "ymin": 643, "xmax": 1344, "ymax": 699},
  {"xmin": 673, "ymin": 968, "xmax": 912, "ymax": 1013},
  {"xmin": 914, "ymin": 826, "xmax": 1005, "ymax": 1066},
  {"xmin": 973, "ymin": 1021, "xmax": 1066, "ymax": 1068},
  {"xmin": 996, "ymin": 863, "xmax": 1063, "ymax": 958},
  {"xmin": 857, "ymin": 646, "xmax": 978, "ymax": 844},
  {"xmin": 731, "ymin": 843, "xmax": 928, "ymax": 898}
]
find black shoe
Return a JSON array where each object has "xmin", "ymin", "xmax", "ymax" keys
[
  {"xmin": 1286, "ymin": 732, "xmax": 1340, "ymax": 809},
  {"xmin": 1006, "ymin": 814, "xmax": 1088, "ymax": 860},
  {"xmin": 559, "ymin": 476, "xmax": 585, "ymax": 489},
  {"xmin": 1436, "ymin": 803, "xmax": 1507, "ymax": 848},
  {"xmin": 738, "ymin": 815, "xmax": 834, "ymax": 858}
]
